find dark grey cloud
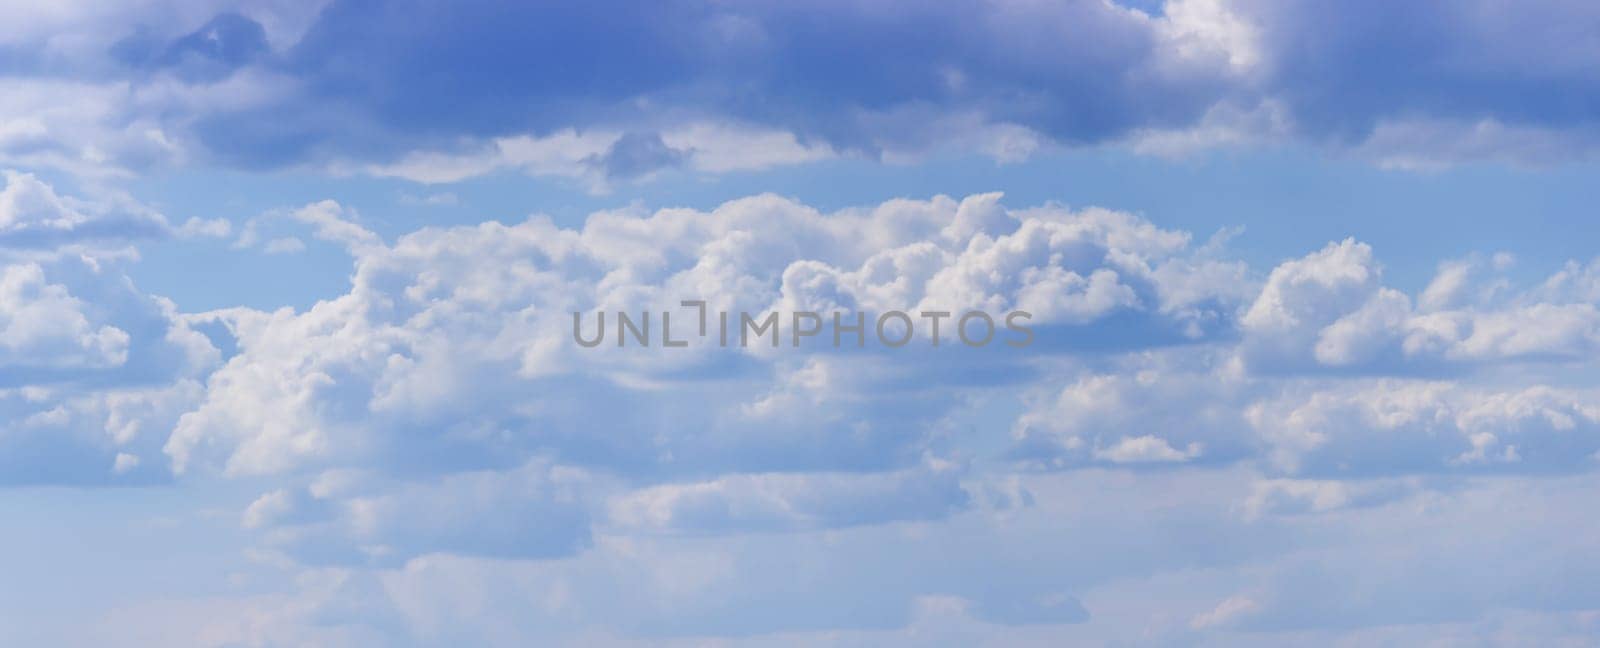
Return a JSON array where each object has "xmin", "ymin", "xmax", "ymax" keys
[
  {"xmin": 42, "ymin": 0, "xmax": 1600, "ymax": 170},
  {"xmin": 126, "ymin": 0, "xmax": 1236, "ymax": 166},
  {"xmin": 1241, "ymin": 0, "xmax": 1600, "ymax": 143},
  {"xmin": 113, "ymin": 12, "xmax": 269, "ymax": 81}
]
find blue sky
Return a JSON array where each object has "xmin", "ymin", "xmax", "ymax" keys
[{"xmin": 3, "ymin": 1, "xmax": 1600, "ymax": 645}]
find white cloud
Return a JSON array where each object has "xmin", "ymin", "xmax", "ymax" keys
[
  {"xmin": 0, "ymin": 263, "xmax": 129, "ymax": 369},
  {"xmin": 1190, "ymin": 595, "xmax": 1260, "ymax": 630},
  {"xmin": 165, "ymin": 194, "xmax": 1250, "ymax": 484},
  {"xmin": 0, "ymin": 171, "xmax": 225, "ymax": 485},
  {"xmin": 1157, "ymin": 0, "xmax": 1264, "ymax": 73},
  {"xmin": 1357, "ymin": 118, "xmax": 1600, "ymax": 170},
  {"xmin": 1094, "ymin": 435, "xmax": 1203, "ymax": 464},
  {"xmin": 174, "ymin": 216, "xmax": 231, "ymax": 238},
  {"xmin": 1418, "ymin": 259, "xmax": 1476, "ymax": 312},
  {"xmin": 660, "ymin": 123, "xmax": 836, "ymax": 173},
  {"xmin": 1248, "ymin": 380, "xmax": 1600, "ymax": 476},
  {"xmin": 607, "ymin": 463, "xmax": 969, "ymax": 534},
  {"xmin": 9, "ymin": 188, "xmax": 1600, "ymax": 641},
  {"xmin": 1010, "ymin": 362, "xmax": 1251, "ymax": 470},
  {"xmin": 0, "ymin": 169, "xmax": 173, "ymax": 248},
  {"xmin": 363, "ymin": 129, "xmax": 618, "ymax": 186},
  {"xmin": 263, "ymin": 236, "xmax": 304, "ymax": 254},
  {"xmin": 287, "ymin": 200, "xmax": 378, "ymax": 251},
  {"xmin": 1241, "ymin": 240, "xmax": 1600, "ymax": 371},
  {"xmin": 1241, "ymin": 477, "xmax": 1416, "ymax": 519},
  {"xmin": 112, "ymin": 451, "xmax": 141, "ymax": 474}
]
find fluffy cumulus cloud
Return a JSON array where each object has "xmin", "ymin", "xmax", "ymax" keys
[
  {"xmin": 0, "ymin": 173, "xmax": 221, "ymax": 485},
  {"xmin": 1, "ymin": 185, "xmax": 1594, "ymax": 643},
  {"xmin": 1240, "ymin": 239, "xmax": 1600, "ymax": 372},
  {"xmin": 0, "ymin": 262, "xmax": 130, "ymax": 368},
  {"xmin": 0, "ymin": 169, "xmax": 1597, "ymax": 644},
  {"xmin": 3, "ymin": 1, "xmax": 1599, "ymax": 181},
  {"xmin": 163, "ymin": 193, "xmax": 1249, "ymax": 488}
]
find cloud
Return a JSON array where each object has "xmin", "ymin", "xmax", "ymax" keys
[
  {"xmin": 607, "ymin": 462, "xmax": 970, "ymax": 534},
  {"xmin": 251, "ymin": 460, "xmax": 595, "ymax": 566},
  {"xmin": 1240, "ymin": 477, "xmax": 1420, "ymax": 519},
  {"xmin": 360, "ymin": 124, "xmax": 836, "ymax": 191},
  {"xmin": 1094, "ymin": 435, "xmax": 1203, "ymax": 463},
  {"xmin": 130, "ymin": 191, "xmax": 1600, "ymax": 644},
  {"xmin": 9, "ymin": 189, "xmax": 1600, "ymax": 641},
  {"xmin": 262, "ymin": 236, "xmax": 304, "ymax": 254},
  {"xmin": 1191, "ymin": 595, "xmax": 1261, "ymax": 630},
  {"xmin": 361, "ymin": 129, "xmax": 618, "ymax": 185},
  {"xmin": 1249, "ymin": 381, "xmax": 1600, "ymax": 477},
  {"xmin": 174, "ymin": 216, "xmax": 231, "ymax": 238},
  {"xmin": 1240, "ymin": 0, "xmax": 1600, "ymax": 157},
  {"xmin": 1240, "ymin": 240, "xmax": 1600, "ymax": 372},
  {"xmin": 62, "ymin": 471, "xmax": 1600, "ymax": 645},
  {"xmin": 231, "ymin": 199, "xmax": 376, "ymax": 255},
  {"xmin": 0, "ymin": 170, "xmax": 171, "ymax": 249},
  {"xmin": 1013, "ymin": 352, "xmax": 1600, "ymax": 482},
  {"xmin": 0, "ymin": 169, "xmax": 230, "ymax": 254},
  {"xmin": 0, "ymin": 256, "xmax": 219, "ymax": 485},
  {"xmin": 0, "ymin": 172, "xmax": 221, "ymax": 486},
  {"xmin": 113, "ymin": 11, "xmax": 271, "ymax": 82},
  {"xmin": 10, "ymin": 1, "xmax": 1597, "ymax": 178},
  {"xmin": 0, "ymin": 262, "xmax": 130, "ymax": 369},
  {"xmin": 1009, "ymin": 363, "xmax": 1255, "ymax": 470},
  {"xmin": 660, "ymin": 123, "xmax": 836, "ymax": 173},
  {"xmin": 163, "ymin": 193, "xmax": 1247, "ymax": 485}
]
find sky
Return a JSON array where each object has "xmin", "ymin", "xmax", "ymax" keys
[{"xmin": 2, "ymin": 0, "xmax": 1600, "ymax": 645}]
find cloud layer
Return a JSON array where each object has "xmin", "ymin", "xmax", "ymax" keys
[
  {"xmin": 5, "ymin": 0, "xmax": 1600, "ymax": 181},
  {"xmin": 4, "ymin": 169, "xmax": 1599, "ymax": 643}
]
